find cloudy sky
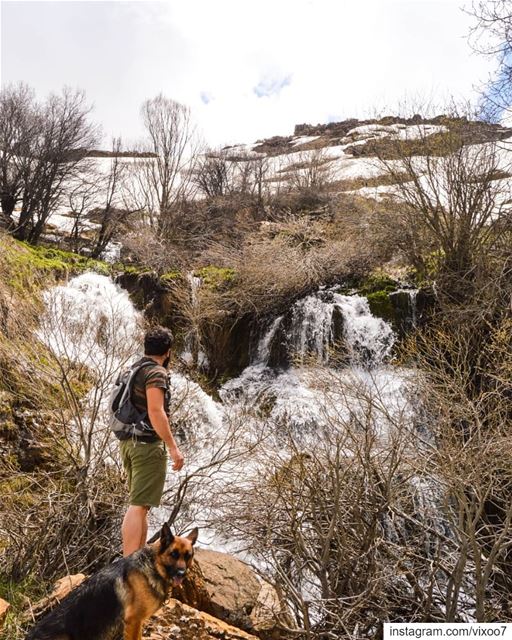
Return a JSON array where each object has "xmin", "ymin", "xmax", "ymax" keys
[{"xmin": 1, "ymin": 0, "xmax": 497, "ymax": 148}]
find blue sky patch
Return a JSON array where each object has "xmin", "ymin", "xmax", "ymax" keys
[{"xmin": 254, "ymin": 74, "xmax": 292, "ymax": 98}]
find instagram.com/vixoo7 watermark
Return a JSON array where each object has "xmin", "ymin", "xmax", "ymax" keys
[{"xmin": 384, "ymin": 624, "xmax": 512, "ymax": 639}]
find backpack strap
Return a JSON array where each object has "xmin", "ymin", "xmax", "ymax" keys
[{"xmin": 118, "ymin": 360, "xmax": 159, "ymax": 410}]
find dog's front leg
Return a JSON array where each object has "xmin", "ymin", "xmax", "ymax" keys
[{"xmin": 123, "ymin": 617, "xmax": 142, "ymax": 640}]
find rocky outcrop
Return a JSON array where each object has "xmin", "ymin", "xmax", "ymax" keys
[
  {"xmin": 194, "ymin": 548, "xmax": 262, "ymax": 629},
  {"xmin": 146, "ymin": 598, "xmax": 259, "ymax": 640},
  {"xmin": 115, "ymin": 270, "xmax": 174, "ymax": 320},
  {"xmin": 28, "ymin": 574, "xmax": 86, "ymax": 620},
  {"xmin": 172, "ymin": 548, "xmax": 284, "ymax": 639}
]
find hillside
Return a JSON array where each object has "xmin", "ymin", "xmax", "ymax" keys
[{"xmin": 1, "ymin": 110, "xmax": 512, "ymax": 638}]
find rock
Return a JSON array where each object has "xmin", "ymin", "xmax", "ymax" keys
[
  {"xmin": 49, "ymin": 574, "xmax": 86, "ymax": 601},
  {"xmin": 267, "ymin": 318, "xmax": 291, "ymax": 369},
  {"xmin": 30, "ymin": 573, "xmax": 86, "ymax": 619},
  {"xmin": 173, "ymin": 548, "xmax": 286, "ymax": 639},
  {"xmin": 171, "ymin": 555, "xmax": 212, "ymax": 612},
  {"xmin": 250, "ymin": 581, "xmax": 287, "ymax": 640},
  {"xmin": 0, "ymin": 598, "xmax": 10, "ymax": 630},
  {"xmin": 192, "ymin": 548, "xmax": 261, "ymax": 630},
  {"xmin": 145, "ymin": 598, "xmax": 260, "ymax": 640}
]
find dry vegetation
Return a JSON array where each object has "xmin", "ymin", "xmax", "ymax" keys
[{"xmin": 1, "ymin": 69, "xmax": 512, "ymax": 639}]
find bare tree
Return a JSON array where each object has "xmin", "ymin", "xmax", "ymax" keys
[
  {"xmin": 68, "ymin": 165, "xmax": 100, "ymax": 253},
  {"xmin": 286, "ymin": 148, "xmax": 335, "ymax": 194},
  {"xmin": 193, "ymin": 148, "xmax": 269, "ymax": 206},
  {"xmin": 193, "ymin": 148, "xmax": 231, "ymax": 198},
  {"xmin": 14, "ymin": 87, "xmax": 99, "ymax": 244},
  {"xmin": 469, "ymin": 1, "xmax": 512, "ymax": 119},
  {"xmin": 0, "ymin": 83, "xmax": 38, "ymax": 226},
  {"xmin": 90, "ymin": 137, "xmax": 133, "ymax": 258},
  {"xmin": 129, "ymin": 95, "xmax": 199, "ymax": 234}
]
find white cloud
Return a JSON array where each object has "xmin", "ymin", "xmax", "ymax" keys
[{"xmin": 1, "ymin": 0, "xmax": 496, "ymax": 147}]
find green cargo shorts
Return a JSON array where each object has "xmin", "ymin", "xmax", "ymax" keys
[{"xmin": 119, "ymin": 439, "xmax": 167, "ymax": 508}]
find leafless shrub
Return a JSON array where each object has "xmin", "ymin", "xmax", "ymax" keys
[
  {"xmin": 285, "ymin": 148, "xmax": 336, "ymax": 194},
  {"xmin": 403, "ymin": 311, "xmax": 512, "ymax": 622},
  {"xmin": 202, "ymin": 356, "xmax": 512, "ymax": 636},
  {"xmin": 374, "ymin": 114, "xmax": 512, "ymax": 299},
  {"xmin": 200, "ymin": 216, "xmax": 375, "ymax": 316},
  {"xmin": 201, "ymin": 371, "xmax": 445, "ymax": 636}
]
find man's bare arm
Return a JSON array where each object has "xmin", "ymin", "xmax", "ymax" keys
[{"xmin": 146, "ymin": 387, "xmax": 184, "ymax": 471}]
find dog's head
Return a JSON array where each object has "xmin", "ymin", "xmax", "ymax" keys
[{"xmin": 156, "ymin": 522, "xmax": 198, "ymax": 587}]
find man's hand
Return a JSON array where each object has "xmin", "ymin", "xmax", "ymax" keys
[{"xmin": 169, "ymin": 445, "xmax": 184, "ymax": 471}]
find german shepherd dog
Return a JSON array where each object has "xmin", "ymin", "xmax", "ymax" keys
[{"xmin": 26, "ymin": 524, "xmax": 198, "ymax": 640}]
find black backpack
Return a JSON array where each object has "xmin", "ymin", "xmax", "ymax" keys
[{"xmin": 109, "ymin": 361, "xmax": 160, "ymax": 440}]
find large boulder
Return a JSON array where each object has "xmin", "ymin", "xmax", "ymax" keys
[
  {"xmin": 29, "ymin": 573, "xmax": 86, "ymax": 620},
  {"xmin": 173, "ymin": 548, "xmax": 260, "ymax": 630},
  {"xmin": 173, "ymin": 548, "xmax": 285, "ymax": 639}
]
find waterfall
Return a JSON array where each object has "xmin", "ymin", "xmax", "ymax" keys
[
  {"xmin": 255, "ymin": 316, "xmax": 283, "ymax": 363},
  {"xmin": 38, "ymin": 272, "xmax": 224, "ymax": 460},
  {"xmin": 39, "ymin": 271, "xmax": 142, "ymax": 373},
  {"xmin": 255, "ymin": 289, "xmax": 394, "ymax": 368},
  {"xmin": 180, "ymin": 272, "xmax": 208, "ymax": 369},
  {"xmin": 36, "ymin": 272, "xmax": 472, "ymax": 617},
  {"xmin": 221, "ymin": 289, "xmax": 406, "ymax": 436},
  {"xmin": 331, "ymin": 293, "xmax": 395, "ymax": 363}
]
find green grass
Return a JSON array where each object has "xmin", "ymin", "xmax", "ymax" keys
[
  {"xmin": 0, "ymin": 574, "xmax": 48, "ymax": 640},
  {"xmin": 1, "ymin": 240, "xmax": 110, "ymax": 293},
  {"xmin": 161, "ymin": 269, "xmax": 182, "ymax": 284}
]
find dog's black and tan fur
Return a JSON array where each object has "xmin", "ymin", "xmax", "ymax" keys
[{"xmin": 26, "ymin": 524, "xmax": 198, "ymax": 640}]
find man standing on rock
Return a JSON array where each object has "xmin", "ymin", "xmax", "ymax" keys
[{"xmin": 119, "ymin": 326, "xmax": 184, "ymax": 556}]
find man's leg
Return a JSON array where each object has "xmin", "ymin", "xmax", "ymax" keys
[{"xmin": 122, "ymin": 505, "xmax": 149, "ymax": 556}]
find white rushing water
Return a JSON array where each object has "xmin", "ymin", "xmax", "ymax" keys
[
  {"xmin": 38, "ymin": 272, "xmax": 413, "ymax": 473},
  {"xmin": 38, "ymin": 274, "xmax": 418, "ymax": 541},
  {"xmin": 39, "ymin": 272, "xmax": 141, "ymax": 371}
]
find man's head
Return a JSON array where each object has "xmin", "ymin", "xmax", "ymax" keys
[{"xmin": 144, "ymin": 326, "xmax": 174, "ymax": 365}]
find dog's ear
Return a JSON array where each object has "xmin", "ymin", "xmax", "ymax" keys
[
  {"xmin": 160, "ymin": 522, "xmax": 174, "ymax": 550},
  {"xmin": 186, "ymin": 527, "xmax": 199, "ymax": 545}
]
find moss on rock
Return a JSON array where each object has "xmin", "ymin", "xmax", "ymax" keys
[
  {"xmin": 0, "ymin": 237, "xmax": 110, "ymax": 294},
  {"xmin": 195, "ymin": 266, "xmax": 235, "ymax": 290},
  {"xmin": 366, "ymin": 290, "xmax": 395, "ymax": 324},
  {"xmin": 359, "ymin": 270, "xmax": 398, "ymax": 295}
]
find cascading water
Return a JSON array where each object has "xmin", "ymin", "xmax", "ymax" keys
[
  {"xmin": 221, "ymin": 289, "xmax": 404, "ymax": 435},
  {"xmin": 255, "ymin": 289, "xmax": 395, "ymax": 368},
  {"xmin": 180, "ymin": 272, "xmax": 209, "ymax": 369},
  {"xmin": 39, "ymin": 271, "xmax": 141, "ymax": 370}
]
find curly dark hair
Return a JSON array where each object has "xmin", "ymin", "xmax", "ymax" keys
[{"xmin": 144, "ymin": 326, "xmax": 174, "ymax": 356}]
